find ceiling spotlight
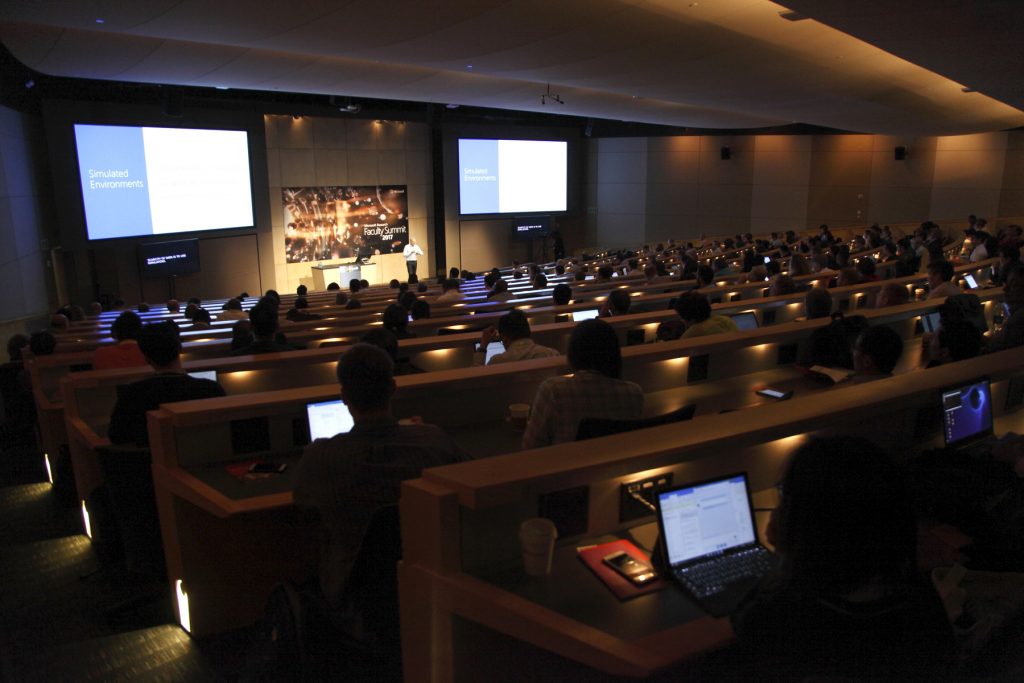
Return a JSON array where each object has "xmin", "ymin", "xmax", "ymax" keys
[{"xmin": 541, "ymin": 83, "xmax": 564, "ymax": 106}]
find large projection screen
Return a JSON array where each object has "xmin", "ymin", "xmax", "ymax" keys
[
  {"xmin": 73, "ymin": 124, "xmax": 254, "ymax": 241},
  {"xmin": 458, "ymin": 139, "xmax": 567, "ymax": 215}
]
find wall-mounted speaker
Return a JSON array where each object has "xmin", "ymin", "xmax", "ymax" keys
[
  {"xmin": 720, "ymin": 146, "xmax": 731, "ymax": 160},
  {"xmin": 894, "ymin": 146, "xmax": 907, "ymax": 161}
]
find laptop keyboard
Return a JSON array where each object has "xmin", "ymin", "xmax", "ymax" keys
[{"xmin": 675, "ymin": 547, "xmax": 772, "ymax": 598}]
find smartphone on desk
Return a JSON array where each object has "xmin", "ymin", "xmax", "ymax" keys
[
  {"xmin": 603, "ymin": 550, "xmax": 657, "ymax": 586},
  {"xmin": 756, "ymin": 388, "xmax": 793, "ymax": 400},
  {"xmin": 249, "ymin": 462, "xmax": 287, "ymax": 474}
]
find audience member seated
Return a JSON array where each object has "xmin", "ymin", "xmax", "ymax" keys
[
  {"xmin": 473, "ymin": 310, "xmax": 559, "ymax": 367},
  {"xmin": 926, "ymin": 261, "xmax": 961, "ymax": 300},
  {"xmin": 382, "ymin": 304, "xmax": 415, "ymax": 340},
  {"xmin": 191, "ymin": 308, "xmax": 213, "ymax": 329},
  {"xmin": 50, "ymin": 313, "xmax": 70, "ymax": 331},
  {"xmin": 230, "ymin": 320, "xmax": 254, "ymax": 352},
  {"xmin": 803, "ymin": 287, "xmax": 832, "ymax": 320},
  {"xmin": 230, "ymin": 301, "xmax": 295, "ymax": 355},
  {"xmin": 410, "ymin": 299, "xmax": 430, "ymax": 321},
  {"xmin": 731, "ymin": 437, "xmax": 955, "ymax": 680},
  {"xmin": 87, "ymin": 301, "xmax": 103, "ymax": 316},
  {"xmin": 768, "ymin": 275, "xmax": 797, "ymax": 298},
  {"xmin": 293, "ymin": 344, "xmax": 466, "ymax": 607},
  {"xmin": 673, "ymin": 292, "xmax": 739, "ymax": 339},
  {"xmin": 851, "ymin": 325, "xmax": 903, "ymax": 382},
  {"xmin": 285, "ymin": 296, "xmax": 323, "ymax": 322},
  {"xmin": 552, "ymin": 284, "xmax": 572, "ymax": 306},
  {"xmin": 93, "ymin": 311, "xmax": 148, "ymax": 371},
  {"xmin": 920, "ymin": 319, "xmax": 982, "ymax": 369},
  {"xmin": 327, "ymin": 282, "xmax": 340, "ymax": 291},
  {"xmin": 29, "ymin": 330, "xmax": 56, "ymax": 357},
  {"xmin": 360, "ymin": 329, "xmax": 422, "ymax": 376},
  {"xmin": 349, "ymin": 279, "xmax": 362, "ymax": 299},
  {"xmin": 487, "ymin": 279, "xmax": 513, "ymax": 302},
  {"xmin": 875, "ymin": 282, "xmax": 909, "ymax": 309},
  {"xmin": 435, "ymin": 279, "xmax": 466, "ymax": 304},
  {"xmin": 166, "ymin": 299, "xmax": 180, "ymax": 314},
  {"xmin": 334, "ymin": 291, "xmax": 349, "ymax": 306},
  {"xmin": 219, "ymin": 298, "xmax": 248, "ymax": 320},
  {"xmin": 799, "ymin": 313, "xmax": 868, "ymax": 369},
  {"xmin": 989, "ymin": 263, "xmax": 1024, "ymax": 351},
  {"xmin": 695, "ymin": 265, "xmax": 715, "ymax": 288},
  {"xmin": 856, "ymin": 256, "xmax": 879, "ymax": 282},
  {"xmin": 522, "ymin": 319, "xmax": 642, "ymax": 449},
  {"xmin": 600, "ymin": 289, "xmax": 631, "ymax": 317},
  {"xmin": 297, "ymin": 284, "xmax": 308, "ymax": 296},
  {"xmin": 108, "ymin": 321, "xmax": 225, "ymax": 446}
]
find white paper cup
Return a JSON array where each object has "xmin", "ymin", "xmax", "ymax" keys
[
  {"xmin": 509, "ymin": 403, "xmax": 531, "ymax": 431},
  {"xmin": 519, "ymin": 517, "xmax": 558, "ymax": 576}
]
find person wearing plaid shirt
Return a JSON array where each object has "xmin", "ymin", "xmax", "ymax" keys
[{"xmin": 522, "ymin": 319, "xmax": 643, "ymax": 449}]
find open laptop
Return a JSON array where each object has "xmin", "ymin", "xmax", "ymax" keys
[
  {"xmin": 306, "ymin": 399, "xmax": 355, "ymax": 441},
  {"xmin": 656, "ymin": 473, "xmax": 773, "ymax": 617},
  {"xmin": 941, "ymin": 378, "xmax": 993, "ymax": 452},
  {"xmin": 729, "ymin": 312, "xmax": 759, "ymax": 331},
  {"xmin": 188, "ymin": 370, "xmax": 218, "ymax": 382},
  {"xmin": 475, "ymin": 340, "xmax": 506, "ymax": 364},
  {"xmin": 920, "ymin": 311, "xmax": 941, "ymax": 334},
  {"xmin": 573, "ymin": 309, "xmax": 600, "ymax": 322}
]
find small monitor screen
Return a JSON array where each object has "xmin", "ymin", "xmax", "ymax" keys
[
  {"xmin": 139, "ymin": 239, "xmax": 201, "ymax": 277},
  {"xmin": 657, "ymin": 474, "xmax": 757, "ymax": 567},
  {"xmin": 187, "ymin": 370, "xmax": 217, "ymax": 382},
  {"xmin": 730, "ymin": 312, "xmax": 759, "ymax": 331},
  {"xmin": 573, "ymin": 309, "xmax": 600, "ymax": 322},
  {"xmin": 513, "ymin": 216, "xmax": 551, "ymax": 238},
  {"xmin": 942, "ymin": 379, "xmax": 993, "ymax": 448},
  {"xmin": 307, "ymin": 399, "xmax": 355, "ymax": 440}
]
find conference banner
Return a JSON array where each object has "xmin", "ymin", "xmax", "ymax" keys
[{"xmin": 282, "ymin": 185, "xmax": 408, "ymax": 263}]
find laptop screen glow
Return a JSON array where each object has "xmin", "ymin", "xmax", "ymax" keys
[
  {"xmin": 475, "ymin": 341, "xmax": 506, "ymax": 364},
  {"xmin": 730, "ymin": 312, "xmax": 759, "ymax": 331},
  {"xmin": 188, "ymin": 370, "xmax": 217, "ymax": 382},
  {"xmin": 306, "ymin": 399, "xmax": 355, "ymax": 440},
  {"xmin": 942, "ymin": 379, "xmax": 992, "ymax": 448},
  {"xmin": 658, "ymin": 474, "xmax": 757, "ymax": 567},
  {"xmin": 963, "ymin": 273, "xmax": 979, "ymax": 289},
  {"xmin": 573, "ymin": 309, "xmax": 600, "ymax": 322}
]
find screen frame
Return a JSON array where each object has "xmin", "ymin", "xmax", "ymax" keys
[
  {"xmin": 71, "ymin": 122, "xmax": 257, "ymax": 242},
  {"xmin": 941, "ymin": 377, "xmax": 993, "ymax": 449}
]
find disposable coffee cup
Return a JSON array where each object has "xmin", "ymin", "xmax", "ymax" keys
[
  {"xmin": 519, "ymin": 517, "xmax": 557, "ymax": 576},
  {"xmin": 509, "ymin": 403, "xmax": 531, "ymax": 431}
]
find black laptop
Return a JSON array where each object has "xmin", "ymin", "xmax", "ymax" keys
[{"xmin": 656, "ymin": 472, "xmax": 773, "ymax": 617}]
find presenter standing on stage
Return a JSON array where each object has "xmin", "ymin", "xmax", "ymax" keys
[{"xmin": 403, "ymin": 237, "xmax": 423, "ymax": 278}]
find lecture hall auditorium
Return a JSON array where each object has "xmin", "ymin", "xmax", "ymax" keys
[{"xmin": 2, "ymin": 2, "xmax": 1024, "ymax": 681}]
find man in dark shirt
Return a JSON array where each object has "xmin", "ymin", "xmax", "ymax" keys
[
  {"xmin": 108, "ymin": 321, "xmax": 225, "ymax": 446},
  {"xmin": 294, "ymin": 344, "xmax": 465, "ymax": 607},
  {"xmin": 230, "ymin": 300, "xmax": 295, "ymax": 355}
]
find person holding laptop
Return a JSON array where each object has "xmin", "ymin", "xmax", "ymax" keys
[
  {"xmin": 730, "ymin": 437, "xmax": 955, "ymax": 679},
  {"xmin": 294, "ymin": 344, "xmax": 465, "ymax": 608}
]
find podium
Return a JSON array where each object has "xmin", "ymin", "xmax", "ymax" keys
[{"xmin": 310, "ymin": 262, "xmax": 367, "ymax": 290}]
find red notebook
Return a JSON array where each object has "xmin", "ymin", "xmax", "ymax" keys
[{"xmin": 577, "ymin": 539, "xmax": 667, "ymax": 600}]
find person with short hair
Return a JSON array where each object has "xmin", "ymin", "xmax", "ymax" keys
[
  {"xmin": 920, "ymin": 318, "xmax": 982, "ymax": 368},
  {"xmin": 219, "ymin": 298, "xmax": 248, "ymax": 321},
  {"xmin": 230, "ymin": 301, "xmax": 295, "ymax": 355},
  {"xmin": 803, "ymin": 287, "xmax": 832, "ymax": 320},
  {"xmin": 487, "ymin": 279, "xmax": 513, "ymax": 302},
  {"xmin": 601, "ymin": 288, "xmax": 631, "ymax": 317},
  {"xmin": 473, "ymin": 310, "xmax": 559, "ymax": 366},
  {"xmin": 360, "ymin": 328, "xmax": 422, "ymax": 376},
  {"xmin": 166, "ymin": 299, "xmax": 180, "ymax": 313},
  {"xmin": 382, "ymin": 303, "xmax": 415, "ymax": 340},
  {"xmin": 552, "ymin": 283, "xmax": 572, "ymax": 306},
  {"xmin": 732, "ymin": 437, "xmax": 955, "ymax": 679},
  {"xmin": 29, "ymin": 331, "xmax": 56, "ymax": 356},
  {"xmin": 108, "ymin": 321, "xmax": 225, "ymax": 446},
  {"xmin": 191, "ymin": 307, "xmax": 213, "ymax": 328},
  {"xmin": 875, "ymin": 283, "xmax": 909, "ymax": 309},
  {"xmin": 93, "ymin": 310, "xmax": 148, "ymax": 370},
  {"xmin": 50, "ymin": 313, "xmax": 70, "ymax": 331},
  {"xmin": 435, "ymin": 279, "xmax": 466, "ymax": 304},
  {"xmin": 403, "ymin": 237, "xmax": 423, "ymax": 278},
  {"xmin": 286, "ymin": 296, "xmax": 322, "ymax": 322},
  {"xmin": 674, "ymin": 292, "xmax": 739, "ymax": 338},
  {"xmin": 297, "ymin": 284, "xmax": 308, "ymax": 296},
  {"xmin": 926, "ymin": 260, "xmax": 960, "ymax": 299},
  {"xmin": 769, "ymin": 275, "xmax": 797, "ymax": 298},
  {"xmin": 852, "ymin": 325, "xmax": 904, "ymax": 380},
  {"xmin": 410, "ymin": 298, "xmax": 431, "ymax": 321},
  {"xmin": 334, "ymin": 291, "xmax": 349, "ymax": 306},
  {"xmin": 989, "ymin": 263, "xmax": 1024, "ymax": 351},
  {"xmin": 522, "ymin": 319, "xmax": 642, "ymax": 448},
  {"xmin": 293, "ymin": 343, "xmax": 465, "ymax": 607},
  {"xmin": 230, "ymin": 319, "xmax": 254, "ymax": 352},
  {"xmin": 327, "ymin": 282, "xmax": 340, "ymax": 291}
]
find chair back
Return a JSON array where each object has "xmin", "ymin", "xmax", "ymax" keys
[
  {"xmin": 95, "ymin": 444, "xmax": 166, "ymax": 579},
  {"xmin": 575, "ymin": 403, "xmax": 696, "ymax": 441}
]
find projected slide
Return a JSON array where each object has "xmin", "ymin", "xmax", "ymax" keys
[
  {"xmin": 74, "ymin": 124, "xmax": 254, "ymax": 240},
  {"xmin": 459, "ymin": 139, "xmax": 567, "ymax": 215}
]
